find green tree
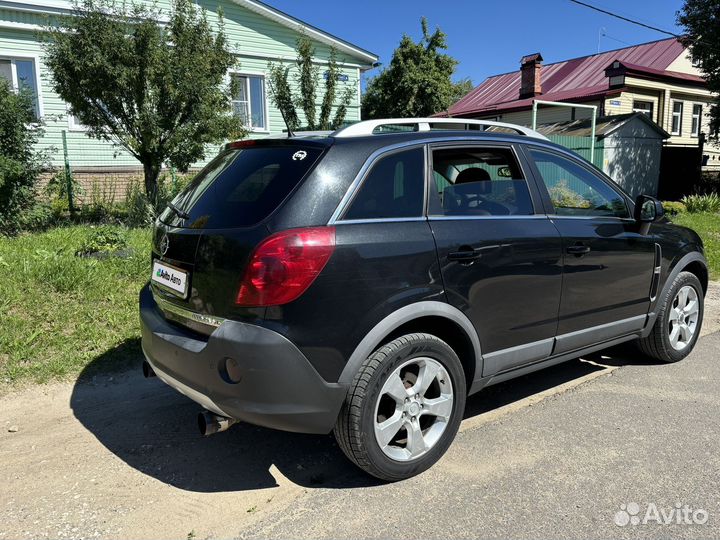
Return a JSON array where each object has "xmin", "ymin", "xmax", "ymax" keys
[
  {"xmin": 0, "ymin": 80, "xmax": 45, "ymax": 235},
  {"xmin": 678, "ymin": 0, "xmax": 720, "ymax": 136},
  {"xmin": 267, "ymin": 36, "xmax": 354, "ymax": 131},
  {"xmin": 43, "ymin": 0, "xmax": 246, "ymax": 206},
  {"xmin": 450, "ymin": 77, "xmax": 475, "ymax": 107},
  {"xmin": 361, "ymin": 18, "xmax": 462, "ymax": 119}
]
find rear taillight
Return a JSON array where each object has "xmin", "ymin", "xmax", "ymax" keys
[{"xmin": 235, "ymin": 227, "xmax": 336, "ymax": 307}]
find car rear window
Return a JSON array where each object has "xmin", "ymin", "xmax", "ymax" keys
[{"xmin": 160, "ymin": 145, "xmax": 323, "ymax": 229}]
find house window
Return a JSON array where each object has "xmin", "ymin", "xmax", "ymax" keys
[
  {"xmin": 0, "ymin": 56, "xmax": 40, "ymax": 118},
  {"xmin": 671, "ymin": 101, "xmax": 684, "ymax": 136},
  {"xmin": 231, "ymin": 74, "xmax": 267, "ymax": 131},
  {"xmin": 633, "ymin": 100, "xmax": 654, "ymax": 119},
  {"xmin": 692, "ymin": 104, "xmax": 702, "ymax": 137}
]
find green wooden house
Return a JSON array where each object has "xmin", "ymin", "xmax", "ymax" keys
[{"xmin": 0, "ymin": 0, "xmax": 378, "ymax": 189}]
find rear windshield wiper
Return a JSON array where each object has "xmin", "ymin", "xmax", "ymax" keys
[{"xmin": 167, "ymin": 202, "xmax": 190, "ymax": 220}]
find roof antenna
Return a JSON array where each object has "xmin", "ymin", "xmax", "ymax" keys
[{"xmin": 278, "ymin": 105, "xmax": 294, "ymax": 138}]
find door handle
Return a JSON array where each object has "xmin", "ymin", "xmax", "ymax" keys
[
  {"xmin": 566, "ymin": 244, "xmax": 591, "ymax": 256},
  {"xmin": 448, "ymin": 249, "xmax": 482, "ymax": 263}
]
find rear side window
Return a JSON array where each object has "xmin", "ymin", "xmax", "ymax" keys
[
  {"xmin": 160, "ymin": 145, "xmax": 323, "ymax": 228},
  {"xmin": 429, "ymin": 147, "xmax": 534, "ymax": 216},
  {"xmin": 343, "ymin": 148, "xmax": 425, "ymax": 220}
]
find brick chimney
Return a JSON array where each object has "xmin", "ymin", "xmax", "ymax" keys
[{"xmin": 519, "ymin": 53, "xmax": 543, "ymax": 99}]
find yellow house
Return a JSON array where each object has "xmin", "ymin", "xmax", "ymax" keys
[{"xmin": 443, "ymin": 38, "xmax": 719, "ymax": 171}]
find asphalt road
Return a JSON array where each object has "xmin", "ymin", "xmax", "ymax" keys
[
  {"xmin": 2, "ymin": 307, "xmax": 719, "ymax": 539},
  {"xmin": 238, "ymin": 333, "xmax": 720, "ymax": 540}
]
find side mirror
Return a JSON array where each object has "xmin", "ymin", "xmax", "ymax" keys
[{"xmin": 635, "ymin": 195, "xmax": 664, "ymax": 235}]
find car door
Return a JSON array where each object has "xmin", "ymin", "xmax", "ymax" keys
[
  {"xmin": 427, "ymin": 143, "xmax": 563, "ymax": 377},
  {"xmin": 523, "ymin": 145, "xmax": 656, "ymax": 354}
]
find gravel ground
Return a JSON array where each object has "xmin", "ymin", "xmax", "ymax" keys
[{"xmin": 1, "ymin": 282, "xmax": 718, "ymax": 540}]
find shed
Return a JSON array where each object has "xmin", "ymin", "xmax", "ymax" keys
[{"xmin": 538, "ymin": 113, "xmax": 670, "ymax": 198}]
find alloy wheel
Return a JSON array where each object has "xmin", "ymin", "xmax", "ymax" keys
[
  {"xmin": 373, "ymin": 357, "xmax": 454, "ymax": 462},
  {"xmin": 668, "ymin": 285, "xmax": 700, "ymax": 351}
]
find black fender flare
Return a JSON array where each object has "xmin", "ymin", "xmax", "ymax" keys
[
  {"xmin": 337, "ymin": 301, "xmax": 483, "ymax": 385},
  {"xmin": 643, "ymin": 251, "xmax": 708, "ymax": 337}
]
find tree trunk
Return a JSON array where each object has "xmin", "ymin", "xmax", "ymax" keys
[{"xmin": 142, "ymin": 160, "xmax": 161, "ymax": 208}]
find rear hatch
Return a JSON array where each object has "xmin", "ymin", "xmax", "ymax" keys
[{"xmin": 150, "ymin": 140, "xmax": 328, "ymax": 331}]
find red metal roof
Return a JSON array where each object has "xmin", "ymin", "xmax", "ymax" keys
[{"xmin": 445, "ymin": 38, "xmax": 692, "ymax": 118}]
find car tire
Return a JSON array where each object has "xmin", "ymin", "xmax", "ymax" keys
[
  {"xmin": 637, "ymin": 271, "xmax": 704, "ymax": 363},
  {"xmin": 334, "ymin": 333, "xmax": 466, "ymax": 482}
]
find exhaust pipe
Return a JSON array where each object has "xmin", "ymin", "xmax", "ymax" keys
[
  {"xmin": 198, "ymin": 410, "xmax": 237, "ymax": 436},
  {"xmin": 142, "ymin": 360, "xmax": 156, "ymax": 378}
]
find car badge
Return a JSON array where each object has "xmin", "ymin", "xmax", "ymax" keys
[{"xmin": 160, "ymin": 233, "xmax": 170, "ymax": 256}]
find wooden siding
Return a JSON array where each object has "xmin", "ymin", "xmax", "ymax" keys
[
  {"xmin": 604, "ymin": 89, "xmax": 660, "ymax": 123},
  {"xmin": 0, "ymin": 2, "xmax": 367, "ymax": 170},
  {"xmin": 477, "ymin": 102, "xmax": 598, "ymax": 128}
]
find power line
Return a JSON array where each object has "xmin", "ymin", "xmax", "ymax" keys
[
  {"xmin": 568, "ymin": 0, "xmax": 682, "ymax": 38},
  {"xmin": 601, "ymin": 31, "xmax": 632, "ymax": 47}
]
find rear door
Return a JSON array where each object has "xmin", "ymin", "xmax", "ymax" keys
[
  {"xmin": 523, "ymin": 146, "xmax": 656, "ymax": 354},
  {"xmin": 428, "ymin": 143, "xmax": 563, "ymax": 377}
]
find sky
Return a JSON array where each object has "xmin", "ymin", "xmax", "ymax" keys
[{"xmin": 265, "ymin": 0, "xmax": 686, "ymax": 87}]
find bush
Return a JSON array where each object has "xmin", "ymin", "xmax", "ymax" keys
[
  {"xmin": 124, "ymin": 179, "xmax": 155, "ymax": 227},
  {"xmin": 122, "ymin": 172, "xmax": 193, "ymax": 227},
  {"xmin": 16, "ymin": 203, "xmax": 56, "ymax": 232},
  {"xmin": 0, "ymin": 80, "xmax": 46, "ymax": 235},
  {"xmin": 75, "ymin": 226, "xmax": 128, "ymax": 256},
  {"xmin": 160, "ymin": 171, "xmax": 193, "ymax": 204},
  {"xmin": 681, "ymin": 193, "xmax": 720, "ymax": 213},
  {"xmin": 661, "ymin": 201, "xmax": 687, "ymax": 215},
  {"xmin": 695, "ymin": 171, "xmax": 720, "ymax": 196},
  {"xmin": 45, "ymin": 169, "xmax": 83, "ymax": 207}
]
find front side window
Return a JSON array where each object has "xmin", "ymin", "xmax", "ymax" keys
[
  {"xmin": 343, "ymin": 148, "xmax": 425, "ymax": 220},
  {"xmin": 529, "ymin": 148, "xmax": 629, "ymax": 218},
  {"xmin": 231, "ymin": 74, "xmax": 267, "ymax": 131},
  {"xmin": 672, "ymin": 101, "xmax": 684, "ymax": 135},
  {"xmin": 429, "ymin": 146, "xmax": 533, "ymax": 216},
  {"xmin": 692, "ymin": 104, "xmax": 702, "ymax": 137},
  {"xmin": 0, "ymin": 57, "xmax": 40, "ymax": 117}
]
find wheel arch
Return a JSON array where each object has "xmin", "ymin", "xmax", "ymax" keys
[
  {"xmin": 683, "ymin": 259, "xmax": 709, "ymax": 294},
  {"xmin": 338, "ymin": 301, "xmax": 482, "ymax": 391},
  {"xmin": 643, "ymin": 250, "xmax": 708, "ymax": 337}
]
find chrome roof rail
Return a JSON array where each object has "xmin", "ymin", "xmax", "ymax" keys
[{"xmin": 332, "ymin": 118, "xmax": 549, "ymax": 140}]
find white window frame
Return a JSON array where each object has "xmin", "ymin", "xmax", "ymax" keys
[
  {"xmin": 671, "ymin": 100, "xmax": 684, "ymax": 136},
  {"xmin": 229, "ymin": 71, "xmax": 269, "ymax": 133},
  {"xmin": 0, "ymin": 53, "xmax": 44, "ymax": 118},
  {"xmin": 632, "ymin": 100, "xmax": 654, "ymax": 120},
  {"xmin": 691, "ymin": 104, "xmax": 702, "ymax": 138},
  {"xmin": 67, "ymin": 106, "xmax": 88, "ymax": 132}
]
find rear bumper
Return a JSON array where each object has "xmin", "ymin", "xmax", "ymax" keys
[{"xmin": 139, "ymin": 284, "xmax": 348, "ymax": 434}]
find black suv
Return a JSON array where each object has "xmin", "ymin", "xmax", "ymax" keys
[{"xmin": 140, "ymin": 118, "xmax": 707, "ymax": 481}]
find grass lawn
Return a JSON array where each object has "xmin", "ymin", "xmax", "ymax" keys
[
  {"xmin": 671, "ymin": 212, "xmax": 720, "ymax": 280},
  {"xmin": 0, "ymin": 225, "xmax": 151, "ymax": 386}
]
